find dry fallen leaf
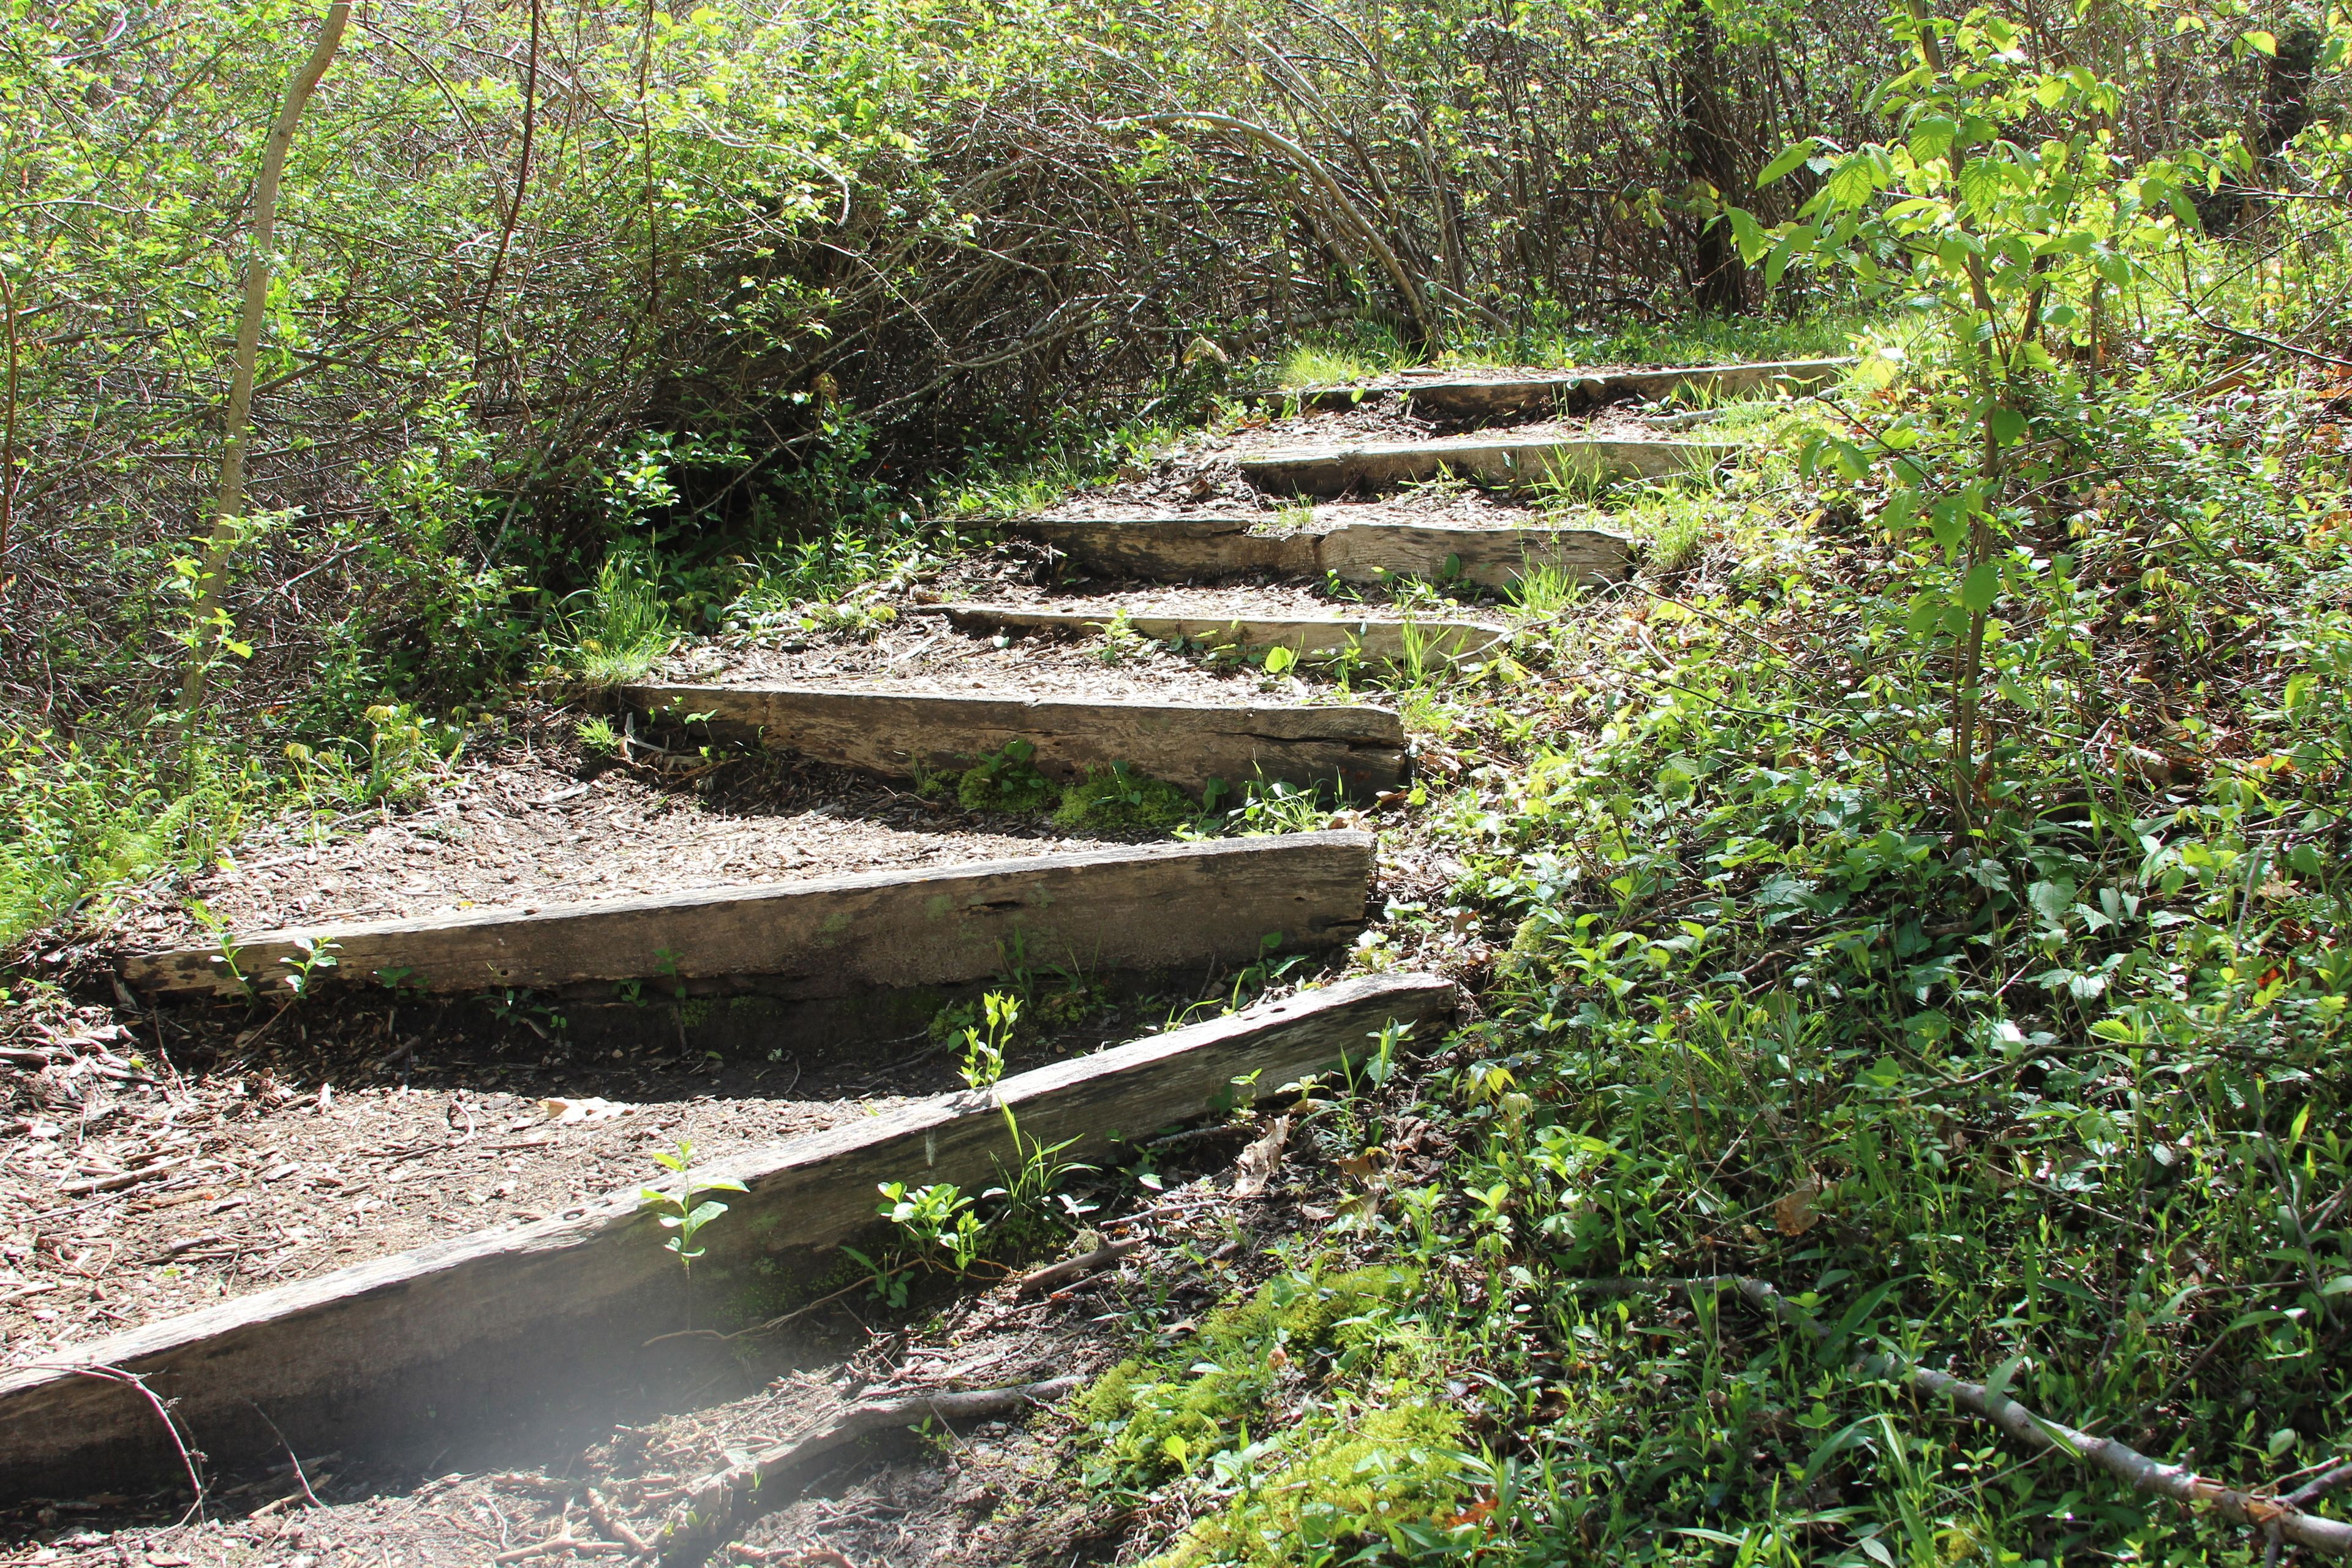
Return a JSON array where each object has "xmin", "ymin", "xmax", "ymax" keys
[
  {"xmin": 1231, "ymin": 1115, "xmax": 1291, "ymax": 1199},
  {"xmin": 538, "ymin": 1096, "xmax": 631, "ymax": 1125},
  {"xmin": 1773, "ymin": 1174, "xmax": 1825, "ymax": 1237}
]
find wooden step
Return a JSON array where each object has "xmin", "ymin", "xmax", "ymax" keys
[
  {"xmin": 1240, "ymin": 432, "xmax": 1733, "ymax": 496},
  {"xmin": 918, "ymin": 603, "xmax": 1505, "ymax": 663},
  {"xmin": 0, "ymin": 973, "xmax": 1459, "ymax": 1500},
  {"xmin": 1016, "ymin": 515, "xmax": 1630, "ymax": 590},
  {"xmin": 123, "ymin": 832, "xmax": 1374, "ymax": 1001},
  {"xmin": 1291, "ymin": 356, "xmax": 1853, "ymax": 420},
  {"xmin": 627, "ymin": 683, "xmax": 1404, "ymax": 797}
]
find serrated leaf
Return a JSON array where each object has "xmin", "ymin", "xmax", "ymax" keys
[
  {"xmin": 1823, "ymin": 156, "xmax": 1883, "ymax": 209},
  {"xmin": 1928, "ymin": 497, "xmax": 1972, "ymax": 552},
  {"xmin": 1989, "ymin": 404, "xmax": 2027, "ymax": 444},
  {"xmin": 1960, "ymin": 561, "xmax": 2000, "ymax": 612},
  {"xmin": 1909, "ymin": 114, "xmax": 1956, "ymax": 164},
  {"xmin": 1958, "ymin": 157, "xmax": 2007, "ymax": 214}
]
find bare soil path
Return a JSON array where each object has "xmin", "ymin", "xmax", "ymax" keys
[{"xmin": 1, "ymin": 356, "xmax": 1812, "ymax": 1565}]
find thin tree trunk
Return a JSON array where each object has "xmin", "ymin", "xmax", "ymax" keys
[
  {"xmin": 179, "ymin": 1, "xmax": 352, "ymax": 719},
  {"xmin": 1, "ymin": 268, "xmax": 18, "ymax": 578},
  {"xmin": 1678, "ymin": 3, "xmax": 1749, "ymax": 315}
]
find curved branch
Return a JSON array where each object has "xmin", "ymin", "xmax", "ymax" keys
[{"xmin": 1575, "ymin": 1277, "xmax": 2352, "ymax": 1558}]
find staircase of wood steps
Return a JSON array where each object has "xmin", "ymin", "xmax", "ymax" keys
[{"xmin": 26, "ymin": 356, "xmax": 1823, "ymax": 1499}]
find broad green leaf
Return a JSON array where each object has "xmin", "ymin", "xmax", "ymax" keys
[
  {"xmin": 1726, "ymin": 206, "xmax": 1770, "ymax": 265},
  {"xmin": 2244, "ymin": 28, "xmax": 2277, "ymax": 55},
  {"xmin": 1960, "ymin": 561, "xmax": 2000, "ymax": 612},
  {"xmin": 1758, "ymin": 138, "xmax": 1818, "ymax": 187},
  {"xmin": 1823, "ymin": 155, "xmax": 1883, "ymax": 209},
  {"xmin": 1908, "ymin": 114, "xmax": 1956, "ymax": 164},
  {"xmin": 1989, "ymin": 405, "xmax": 2027, "ymax": 444},
  {"xmin": 1928, "ymin": 497, "xmax": 1972, "ymax": 552}
]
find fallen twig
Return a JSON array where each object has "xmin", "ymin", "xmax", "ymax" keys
[
  {"xmin": 70, "ymin": 1365, "xmax": 205, "ymax": 1515},
  {"xmin": 247, "ymin": 1400, "xmax": 322, "ymax": 1511},
  {"xmin": 1580, "ymin": 1276, "xmax": 2352, "ymax": 1556},
  {"xmin": 61, "ymin": 1156, "xmax": 188, "ymax": 1196},
  {"xmin": 1016, "ymin": 1237, "xmax": 1143, "ymax": 1297},
  {"xmin": 656, "ymin": 1376, "xmax": 1079, "ymax": 1566},
  {"xmin": 496, "ymin": 1534, "xmax": 633, "ymax": 1562},
  {"xmin": 587, "ymin": 1487, "xmax": 654, "ymax": 1555}
]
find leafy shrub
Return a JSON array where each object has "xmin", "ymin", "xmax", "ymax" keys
[{"xmin": 957, "ymin": 739, "xmax": 1054, "ymax": 814}]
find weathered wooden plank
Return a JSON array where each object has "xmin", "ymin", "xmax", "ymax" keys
[
  {"xmin": 1287, "ymin": 356, "xmax": 1853, "ymax": 420},
  {"xmin": 0, "ymin": 973, "xmax": 1459, "ymax": 1501},
  {"xmin": 123, "ymin": 832, "xmax": 1374, "ymax": 1000},
  {"xmin": 1240, "ymin": 433, "xmax": 1735, "ymax": 496},
  {"xmin": 1018, "ymin": 514, "xmax": 1317, "ymax": 578},
  {"xmin": 627, "ymin": 684, "xmax": 1406, "ymax": 798},
  {"xmin": 919, "ymin": 603, "xmax": 1505, "ymax": 663},
  {"xmin": 1016, "ymin": 516, "xmax": 1632, "ymax": 590},
  {"xmin": 1317, "ymin": 522, "xmax": 1628, "ymax": 590}
]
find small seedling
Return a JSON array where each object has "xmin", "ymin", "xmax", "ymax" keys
[
  {"xmin": 1091, "ymin": 606, "xmax": 1147, "ymax": 666},
  {"xmin": 640, "ymin": 1140, "xmax": 747, "ymax": 1319},
  {"xmin": 576, "ymin": 715, "xmax": 623, "ymax": 756},
  {"xmin": 879, "ymin": 1180, "xmax": 986, "ymax": 1270},
  {"xmin": 279, "ymin": 934, "xmax": 341, "ymax": 998},
  {"xmin": 957, "ymin": 738, "xmax": 1054, "ymax": 813},
  {"xmin": 192, "ymin": 902, "xmax": 256, "ymax": 1000},
  {"xmin": 959, "ymin": 989, "xmax": 1019, "ymax": 1092}
]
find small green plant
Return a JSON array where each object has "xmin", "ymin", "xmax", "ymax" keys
[
  {"xmin": 959, "ymin": 989, "xmax": 1019, "ymax": 1092},
  {"xmin": 639, "ymin": 1140, "xmax": 747, "ymax": 1322},
  {"xmin": 281, "ymin": 704, "xmax": 459, "ymax": 809},
  {"xmin": 278, "ymin": 933, "xmax": 340, "ymax": 998},
  {"xmin": 1228, "ymin": 778, "xmax": 1336, "ymax": 835},
  {"xmin": 1091, "ymin": 606, "xmax": 1147, "ymax": 665},
  {"xmin": 956, "ymin": 738, "xmax": 1054, "ymax": 813},
  {"xmin": 799, "ymin": 595, "xmax": 897, "ymax": 640},
  {"xmin": 1054, "ymin": 763, "xmax": 1195, "ymax": 831},
  {"xmin": 576, "ymin": 715, "xmax": 622, "ymax": 756},
  {"xmin": 1272, "ymin": 500, "xmax": 1318, "ymax": 531},
  {"xmin": 1380, "ymin": 620, "xmax": 1442, "ymax": 690},
  {"xmin": 1262, "ymin": 643, "xmax": 1298, "ymax": 677},
  {"xmin": 879, "ymin": 1180, "xmax": 987, "ymax": 1270},
  {"xmin": 653, "ymin": 947, "xmax": 688, "ymax": 1003},
  {"xmin": 1504, "ymin": 561, "xmax": 1578, "ymax": 620},
  {"xmin": 570, "ymin": 552, "xmax": 674, "ymax": 687}
]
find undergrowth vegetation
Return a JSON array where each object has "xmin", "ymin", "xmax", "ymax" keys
[
  {"xmin": 11, "ymin": 0, "xmax": 2352, "ymax": 1561},
  {"xmin": 1057, "ymin": 10, "xmax": 2352, "ymax": 1565}
]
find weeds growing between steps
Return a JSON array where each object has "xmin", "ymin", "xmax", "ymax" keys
[{"xmin": 1017, "ymin": 341, "xmax": 2352, "ymax": 1563}]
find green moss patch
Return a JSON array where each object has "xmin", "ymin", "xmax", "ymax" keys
[{"xmin": 1054, "ymin": 763, "xmax": 1197, "ymax": 831}]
